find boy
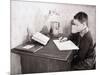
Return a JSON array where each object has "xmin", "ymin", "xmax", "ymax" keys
[{"xmin": 68, "ymin": 12, "xmax": 96, "ymax": 70}]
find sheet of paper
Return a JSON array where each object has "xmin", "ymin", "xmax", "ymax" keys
[
  {"xmin": 23, "ymin": 45, "xmax": 35, "ymax": 49},
  {"xmin": 53, "ymin": 40, "xmax": 79, "ymax": 51}
]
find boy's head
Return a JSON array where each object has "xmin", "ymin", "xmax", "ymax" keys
[
  {"xmin": 73, "ymin": 11, "xmax": 88, "ymax": 26},
  {"xmin": 71, "ymin": 12, "xmax": 88, "ymax": 33}
]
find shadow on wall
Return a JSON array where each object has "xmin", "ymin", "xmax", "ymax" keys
[{"xmin": 63, "ymin": 21, "xmax": 72, "ymax": 37}]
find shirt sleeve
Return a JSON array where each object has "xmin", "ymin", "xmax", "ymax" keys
[
  {"xmin": 68, "ymin": 33, "xmax": 80, "ymax": 45},
  {"xmin": 78, "ymin": 39, "xmax": 90, "ymax": 60},
  {"xmin": 79, "ymin": 31, "xmax": 94, "ymax": 61}
]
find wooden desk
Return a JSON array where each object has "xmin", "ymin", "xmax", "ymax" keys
[{"xmin": 11, "ymin": 39, "xmax": 73, "ymax": 74}]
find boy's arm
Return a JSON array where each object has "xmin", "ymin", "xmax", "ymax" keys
[
  {"xmin": 79, "ymin": 31, "xmax": 94, "ymax": 61},
  {"xmin": 78, "ymin": 40, "xmax": 90, "ymax": 60},
  {"xmin": 68, "ymin": 33, "xmax": 80, "ymax": 45}
]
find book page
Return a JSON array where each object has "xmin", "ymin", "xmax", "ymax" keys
[
  {"xmin": 53, "ymin": 40, "xmax": 79, "ymax": 51},
  {"xmin": 23, "ymin": 45, "xmax": 35, "ymax": 49},
  {"xmin": 32, "ymin": 32, "xmax": 50, "ymax": 45}
]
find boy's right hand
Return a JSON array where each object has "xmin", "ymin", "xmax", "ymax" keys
[{"xmin": 59, "ymin": 37, "xmax": 68, "ymax": 42}]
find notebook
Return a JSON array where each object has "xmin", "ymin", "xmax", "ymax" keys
[{"xmin": 53, "ymin": 40, "xmax": 79, "ymax": 51}]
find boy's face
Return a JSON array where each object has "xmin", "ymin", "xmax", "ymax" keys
[{"xmin": 71, "ymin": 19, "xmax": 87, "ymax": 33}]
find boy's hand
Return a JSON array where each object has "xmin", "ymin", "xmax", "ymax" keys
[{"xmin": 59, "ymin": 37, "xmax": 68, "ymax": 42}]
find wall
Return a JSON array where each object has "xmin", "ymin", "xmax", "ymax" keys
[
  {"xmin": 11, "ymin": 0, "xmax": 96, "ymax": 74},
  {"xmin": 11, "ymin": 1, "xmax": 96, "ymax": 48}
]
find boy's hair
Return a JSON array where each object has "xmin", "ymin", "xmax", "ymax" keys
[{"xmin": 74, "ymin": 11, "xmax": 88, "ymax": 25}]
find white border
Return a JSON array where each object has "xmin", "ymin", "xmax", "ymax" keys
[{"xmin": 0, "ymin": 0, "xmax": 98, "ymax": 75}]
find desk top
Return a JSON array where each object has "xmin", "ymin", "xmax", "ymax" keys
[{"xmin": 11, "ymin": 39, "xmax": 72, "ymax": 61}]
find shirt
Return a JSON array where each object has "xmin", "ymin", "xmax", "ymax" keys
[{"xmin": 69, "ymin": 31, "xmax": 94, "ymax": 62}]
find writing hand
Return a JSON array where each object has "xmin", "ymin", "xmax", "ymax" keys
[{"xmin": 59, "ymin": 37, "xmax": 68, "ymax": 42}]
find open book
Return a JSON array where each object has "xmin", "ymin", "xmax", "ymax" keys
[
  {"xmin": 53, "ymin": 40, "xmax": 79, "ymax": 51},
  {"xmin": 32, "ymin": 32, "xmax": 50, "ymax": 45}
]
